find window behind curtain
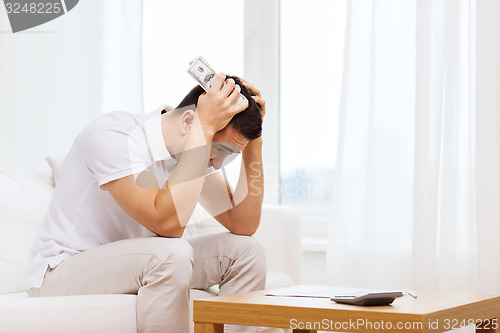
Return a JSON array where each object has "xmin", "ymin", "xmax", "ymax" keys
[
  {"xmin": 280, "ymin": 0, "xmax": 347, "ymax": 220},
  {"xmin": 142, "ymin": 1, "xmax": 244, "ymax": 112}
]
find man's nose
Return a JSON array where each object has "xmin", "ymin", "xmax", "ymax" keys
[{"xmin": 213, "ymin": 160, "xmax": 223, "ymax": 170}]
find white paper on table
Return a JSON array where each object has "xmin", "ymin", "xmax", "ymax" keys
[{"xmin": 265, "ymin": 285, "xmax": 371, "ymax": 299}]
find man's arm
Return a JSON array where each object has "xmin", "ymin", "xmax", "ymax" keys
[
  {"xmin": 103, "ymin": 75, "xmax": 248, "ymax": 238},
  {"xmin": 199, "ymin": 80, "xmax": 266, "ymax": 236},
  {"xmin": 199, "ymin": 137, "xmax": 264, "ymax": 236}
]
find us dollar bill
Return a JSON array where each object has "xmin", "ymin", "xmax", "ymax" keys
[{"xmin": 187, "ymin": 56, "xmax": 247, "ymax": 106}]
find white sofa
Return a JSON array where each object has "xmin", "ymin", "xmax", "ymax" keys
[{"xmin": 0, "ymin": 170, "xmax": 302, "ymax": 332}]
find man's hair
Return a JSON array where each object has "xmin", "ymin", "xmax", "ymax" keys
[{"xmin": 176, "ymin": 75, "xmax": 262, "ymax": 141}]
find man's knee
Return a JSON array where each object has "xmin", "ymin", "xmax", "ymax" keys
[
  {"xmin": 146, "ymin": 237, "xmax": 194, "ymax": 284},
  {"xmin": 153, "ymin": 237, "xmax": 193, "ymax": 263},
  {"xmin": 239, "ymin": 235, "xmax": 266, "ymax": 260},
  {"xmin": 222, "ymin": 234, "xmax": 267, "ymax": 292},
  {"xmin": 225, "ymin": 234, "xmax": 267, "ymax": 271}
]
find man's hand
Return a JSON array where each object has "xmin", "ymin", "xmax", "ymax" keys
[
  {"xmin": 196, "ymin": 73, "xmax": 249, "ymax": 140},
  {"xmin": 241, "ymin": 79, "xmax": 266, "ymax": 118}
]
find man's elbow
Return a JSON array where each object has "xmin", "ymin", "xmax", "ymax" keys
[
  {"xmin": 230, "ymin": 222, "xmax": 260, "ymax": 236},
  {"xmin": 153, "ymin": 216, "xmax": 184, "ymax": 238}
]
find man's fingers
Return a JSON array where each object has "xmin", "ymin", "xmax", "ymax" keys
[
  {"xmin": 227, "ymin": 83, "xmax": 241, "ymax": 104},
  {"xmin": 231, "ymin": 97, "xmax": 248, "ymax": 115},
  {"xmin": 241, "ymin": 79, "xmax": 261, "ymax": 97},
  {"xmin": 240, "ymin": 98, "xmax": 249, "ymax": 111},
  {"xmin": 221, "ymin": 78, "xmax": 236, "ymax": 97},
  {"xmin": 252, "ymin": 96, "xmax": 266, "ymax": 117},
  {"xmin": 252, "ymin": 95, "xmax": 265, "ymax": 107},
  {"xmin": 209, "ymin": 73, "xmax": 226, "ymax": 92}
]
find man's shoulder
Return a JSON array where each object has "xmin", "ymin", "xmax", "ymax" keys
[
  {"xmin": 89, "ymin": 111, "xmax": 144, "ymax": 132},
  {"xmin": 74, "ymin": 111, "xmax": 146, "ymax": 156},
  {"xmin": 72, "ymin": 111, "xmax": 151, "ymax": 178}
]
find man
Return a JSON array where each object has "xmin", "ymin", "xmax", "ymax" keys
[{"xmin": 26, "ymin": 74, "xmax": 267, "ymax": 333}]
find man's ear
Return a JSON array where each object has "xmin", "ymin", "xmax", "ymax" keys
[{"xmin": 180, "ymin": 110, "xmax": 195, "ymax": 134}]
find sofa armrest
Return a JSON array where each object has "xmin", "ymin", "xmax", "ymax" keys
[{"xmin": 255, "ymin": 205, "xmax": 302, "ymax": 284}]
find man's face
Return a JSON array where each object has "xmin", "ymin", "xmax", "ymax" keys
[{"xmin": 210, "ymin": 126, "xmax": 250, "ymax": 170}]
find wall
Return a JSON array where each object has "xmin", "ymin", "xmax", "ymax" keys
[{"xmin": 0, "ymin": 0, "xmax": 142, "ymax": 171}]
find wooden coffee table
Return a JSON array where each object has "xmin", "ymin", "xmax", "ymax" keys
[{"xmin": 193, "ymin": 289, "xmax": 500, "ymax": 333}]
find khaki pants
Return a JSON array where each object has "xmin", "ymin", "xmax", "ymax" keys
[{"xmin": 28, "ymin": 232, "xmax": 267, "ymax": 333}]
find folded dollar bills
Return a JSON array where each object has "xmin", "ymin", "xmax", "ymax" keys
[{"xmin": 187, "ymin": 56, "xmax": 247, "ymax": 106}]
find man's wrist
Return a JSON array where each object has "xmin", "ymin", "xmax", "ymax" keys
[
  {"xmin": 247, "ymin": 136, "xmax": 263, "ymax": 149},
  {"xmin": 248, "ymin": 136, "xmax": 263, "ymax": 146},
  {"xmin": 203, "ymin": 130, "xmax": 215, "ymax": 145},
  {"xmin": 242, "ymin": 136, "xmax": 263, "ymax": 161},
  {"xmin": 191, "ymin": 115, "xmax": 215, "ymax": 145}
]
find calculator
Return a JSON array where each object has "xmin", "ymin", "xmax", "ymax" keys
[{"xmin": 331, "ymin": 291, "xmax": 404, "ymax": 306}]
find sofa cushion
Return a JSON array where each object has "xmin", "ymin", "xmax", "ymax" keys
[
  {"xmin": 44, "ymin": 156, "xmax": 62, "ymax": 187},
  {"xmin": 264, "ymin": 271, "xmax": 295, "ymax": 290},
  {"xmin": 0, "ymin": 171, "xmax": 54, "ymax": 294},
  {"xmin": 0, "ymin": 293, "xmax": 137, "ymax": 333},
  {"xmin": 255, "ymin": 206, "xmax": 302, "ymax": 284},
  {"xmin": 0, "ymin": 290, "xmax": 290, "ymax": 333}
]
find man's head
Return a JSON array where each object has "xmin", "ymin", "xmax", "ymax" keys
[
  {"xmin": 176, "ymin": 75, "xmax": 262, "ymax": 141},
  {"xmin": 175, "ymin": 75, "xmax": 262, "ymax": 169}
]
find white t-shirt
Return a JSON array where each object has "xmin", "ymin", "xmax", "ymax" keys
[{"xmin": 26, "ymin": 108, "xmax": 182, "ymax": 289}]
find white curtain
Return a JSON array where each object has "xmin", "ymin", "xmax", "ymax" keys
[
  {"xmin": 328, "ymin": 0, "xmax": 500, "ymax": 294},
  {"xmin": 0, "ymin": 0, "xmax": 143, "ymax": 171}
]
